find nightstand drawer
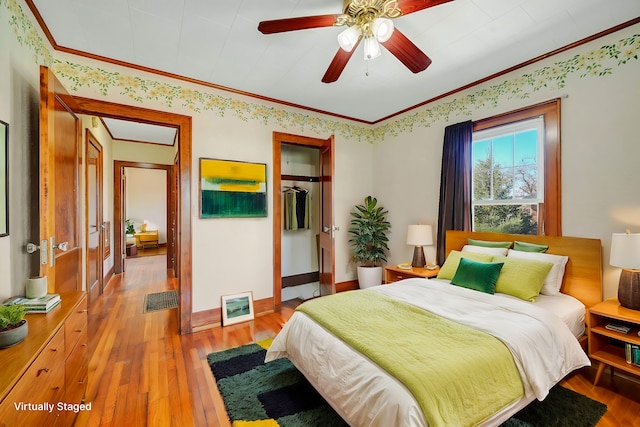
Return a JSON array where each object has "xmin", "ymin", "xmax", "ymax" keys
[{"xmin": 387, "ymin": 271, "xmax": 421, "ymax": 283}]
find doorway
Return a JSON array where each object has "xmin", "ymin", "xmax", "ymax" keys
[
  {"xmin": 272, "ymin": 132, "xmax": 335, "ymax": 310},
  {"xmin": 115, "ymin": 162, "xmax": 172, "ymax": 270},
  {"xmin": 72, "ymin": 97, "xmax": 193, "ymax": 334}
]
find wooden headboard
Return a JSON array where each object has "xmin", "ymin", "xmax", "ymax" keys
[{"xmin": 445, "ymin": 231, "xmax": 603, "ymax": 308}]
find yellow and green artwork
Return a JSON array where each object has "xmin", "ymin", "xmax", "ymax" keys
[{"xmin": 200, "ymin": 158, "xmax": 267, "ymax": 218}]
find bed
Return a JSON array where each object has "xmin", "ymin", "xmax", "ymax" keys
[{"xmin": 266, "ymin": 231, "xmax": 603, "ymax": 426}]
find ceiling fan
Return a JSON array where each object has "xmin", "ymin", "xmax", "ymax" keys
[{"xmin": 258, "ymin": 0, "xmax": 453, "ymax": 83}]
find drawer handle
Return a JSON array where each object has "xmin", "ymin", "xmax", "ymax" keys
[
  {"xmin": 78, "ymin": 309, "xmax": 88, "ymax": 313},
  {"xmin": 37, "ymin": 368, "xmax": 50, "ymax": 377},
  {"xmin": 75, "ymin": 329, "xmax": 83, "ymax": 332},
  {"xmin": 82, "ymin": 343, "xmax": 88, "ymax": 347},
  {"xmin": 52, "ymin": 386, "xmax": 60, "ymax": 391}
]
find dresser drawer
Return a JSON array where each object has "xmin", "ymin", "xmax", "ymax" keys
[
  {"xmin": 65, "ymin": 296, "xmax": 87, "ymax": 358},
  {"xmin": 0, "ymin": 328, "xmax": 65, "ymax": 427},
  {"xmin": 66, "ymin": 327, "xmax": 88, "ymax": 426}
]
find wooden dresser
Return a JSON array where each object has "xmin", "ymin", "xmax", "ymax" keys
[{"xmin": 0, "ymin": 292, "xmax": 88, "ymax": 426}]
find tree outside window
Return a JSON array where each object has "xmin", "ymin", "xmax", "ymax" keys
[{"xmin": 472, "ymin": 118, "xmax": 545, "ymax": 235}]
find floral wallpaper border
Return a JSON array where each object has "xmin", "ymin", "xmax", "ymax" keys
[{"xmin": 2, "ymin": 0, "xmax": 639, "ymax": 144}]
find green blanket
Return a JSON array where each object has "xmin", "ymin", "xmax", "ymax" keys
[{"xmin": 297, "ymin": 290, "xmax": 523, "ymax": 427}]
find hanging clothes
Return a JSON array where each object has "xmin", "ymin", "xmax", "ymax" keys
[{"xmin": 284, "ymin": 186, "xmax": 310, "ymax": 230}]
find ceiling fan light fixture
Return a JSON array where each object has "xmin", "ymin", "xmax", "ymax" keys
[
  {"xmin": 371, "ymin": 17, "xmax": 394, "ymax": 42},
  {"xmin": 338, "ymin": 25, "xmax": 361, "ymax": 52},
  {"xmin": 363, "ymin": 36, "xmax": 381, "ymax": 60}
]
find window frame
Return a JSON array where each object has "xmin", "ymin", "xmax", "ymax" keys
[{"xmin": 472, "ymin": 99, "xmax": 561, "ymax": 236}]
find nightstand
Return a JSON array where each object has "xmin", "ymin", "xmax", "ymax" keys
[
  {"xmin": 384, "ymin": 265, "xmax": 440, "ymax": 284},
  {"xmin": 588, "ymin": 298, "xmax": 640, "ymax": 386}
]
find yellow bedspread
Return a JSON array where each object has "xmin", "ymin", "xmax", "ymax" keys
[{"xmin": 297, "ymin": 290, "xmax": 523, "ymax": 427}]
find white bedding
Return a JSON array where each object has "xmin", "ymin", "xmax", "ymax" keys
[
  {"xmin": 266, "ymin": 278, "xmax": 590, "ymax": 427},
  {"xmin": 534, "ymin": 293, "xmax": 586, "ymax": 338}
]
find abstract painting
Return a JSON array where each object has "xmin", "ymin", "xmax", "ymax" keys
[{"xmin": 200, "ymin": 158, "xmax": 267, "ymax": 218}]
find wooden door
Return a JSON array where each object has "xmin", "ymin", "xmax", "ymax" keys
[
  {"xmin": 272, "ymin": 133, "xmax": 334, "ymax": 308},
  {"xmin": 86, "ymin": 132, "xmax": 103, "ymax": 302},
  {"xmin": 169, "ymin": 158, "xmax": 179, "ymax": 276},
  {"xmin": 318, "ymin": 136, "xmax": 335, "ymax": 296},
  {"xmin": 39, "ymin": 66, "xmax": 81, "ymax": 294}
]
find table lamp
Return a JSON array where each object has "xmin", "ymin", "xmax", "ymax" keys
[
  {"xmin": 610, "ymin": 231, "xmax": 640, "ymax": 310},
  {"xmin": 407, "ymin": 225, "xmax": 433, "ymax": 268}
]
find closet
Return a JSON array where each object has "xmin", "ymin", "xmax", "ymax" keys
[{"xmin": 281, "ymin": 144, "xmax": 320, "ymax": 302}]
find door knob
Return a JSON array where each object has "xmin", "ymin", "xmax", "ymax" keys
[
  {"xmin": 26, "ymin": 240, "xmax": 48, "ymax": 265},
  {"xmin": 53, "ymin": 241, "xmax": 69, "ymax": 251},
  {"xmin": 49, "ymin": 237, "xmax": 69, "ymax": 267}
]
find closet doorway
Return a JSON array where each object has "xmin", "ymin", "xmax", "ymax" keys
[{"xmin": 272, "ymin": 133, "xmax": 335, "ymax": 310}]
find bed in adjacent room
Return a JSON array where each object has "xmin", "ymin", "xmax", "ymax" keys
[{"xmin": 266, "ymin": 231, "xmax": 603, "ymax": 426}]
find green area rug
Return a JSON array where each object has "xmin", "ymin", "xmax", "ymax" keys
[{"xmin": 208, "ymin": 342, "xmax": 607, "ymax": 427}]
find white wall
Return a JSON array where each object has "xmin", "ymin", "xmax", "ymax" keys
[
  {"xmin": 112, "ymin": 140, "xmax": 175, "ymax": 165},
  {"xmin": 0, "ymin": 2, "xmax": 44, "ymax": 299},
  {"xmin": 125, "ymin": 167, "xmax": 167, "ymax": 243}
]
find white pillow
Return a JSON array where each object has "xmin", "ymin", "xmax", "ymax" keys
[
  {"xmin": 462, "ymin": 245, "xmax": 508, "ymax": 257},
  {"xmin": 506, "ymin": 249, "xmax": 569, "ymax": 295}
]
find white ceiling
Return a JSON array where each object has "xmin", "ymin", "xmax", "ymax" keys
[
  {"xmin": 32, "ymin": 0, "xmax": 640, "ymax": 124},
  {"xmin": 102, "ymin": 118, "xmax": 176, "ymax": 145}
]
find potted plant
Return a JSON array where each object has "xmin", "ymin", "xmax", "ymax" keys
[
  {"xmin": 0, "ymin": 304, "xmax": 28, "ymax": 349},
  {"xmin": 348, "ymin": 196, "xmax": 391, "ymax": 288},
  {"xmin": 125, "ymin": 219, "xmax": 136, "ymax": 235}
]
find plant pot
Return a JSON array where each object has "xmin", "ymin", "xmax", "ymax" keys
[
  {"xmin": 0, "ymin": 319, "xmax": 28, "ymax": 349},
  {"xmin": 357, "ymin": 266, "xmax": 383, "ymax": 289}
]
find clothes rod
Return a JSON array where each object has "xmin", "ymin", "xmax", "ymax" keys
[{"xmin": 281, "ymin": 174, "xmax": 319, "ymax": 182}]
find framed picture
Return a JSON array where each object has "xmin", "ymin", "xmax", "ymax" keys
[
  {"xmin": 200, "ymin": 158, "xmax": 267, "ymax": 218},
  {"xmin": 221, "ymin": 292, "xmax": 255, "ymax": 326}
]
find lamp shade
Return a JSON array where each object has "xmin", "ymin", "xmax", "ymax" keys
[
  {"xmin": 610, "ymin": 233, "xmax": 640, "ymax": 269},
  {"xmin": 363, "ymin": 36, "xmax": 381, "ymax": 60},
  {"xmin": 407, "ymin": 225, "xmax": 433, "ymax": 246},
  {"xmin": 371, "ymin": 17, "xmax": 394, "ymax": 42},
  {"xmin": 338, "ymin": 26, "xmax": 361, "ymax": 52}
]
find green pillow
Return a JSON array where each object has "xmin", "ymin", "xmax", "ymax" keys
[
  {"xmin": 513, "ymin": 241, "xmax": 549, "ymax": 253},
  {"xmin": 451, "ymin": 258, "xmax": 504, "ymax": 294},
  {"xmin": 493, "ymin": 257, "xmax": 554, "ymax": 301},
  {"xmin": 467, "ymin": 238, "xmax": 512, "ymax": 248},
  {"xmin": 437, "ymin": 250, "xmax": 495, "ymax": 280}
]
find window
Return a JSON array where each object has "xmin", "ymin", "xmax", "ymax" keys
[{"xmin": 472, "ymin": 100, "xmax": 561, "ymax": 236}]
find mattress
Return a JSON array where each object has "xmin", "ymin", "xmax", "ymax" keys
[{"xmin": 266, "ymin": 278, "xmax": 590, "ymax": 426}]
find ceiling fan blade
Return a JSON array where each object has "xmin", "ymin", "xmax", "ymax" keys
[
  {"xmin": 258, "ymin": 15, "xmax": 340, "ymax": 34},
  {"xmin": 381, "ymin": 29, "xmax": 432, "ymax": 73},
  {"xmin": 396, "ymin": 0, "xmax": 453, "ymax": 16},
  {"xmin": 322, "ymin": 40, "xmax": 361, "ymax": 83}
]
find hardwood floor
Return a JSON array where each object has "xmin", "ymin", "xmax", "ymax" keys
[{"xmin": 75, "ymin": 255, "xmax": 640, "ymax": 426}]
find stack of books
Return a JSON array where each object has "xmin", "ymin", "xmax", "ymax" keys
[
  {"xmin": 605, "ymin": 322, "xmax": 632, "ymax": 334},
  {"xmin": 625, "ymin": 343, "xmax": 640, "ymax": 367},
  {"xmin": 3, "ymin": 294, "xmax": 61, "ymax": 313}
]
